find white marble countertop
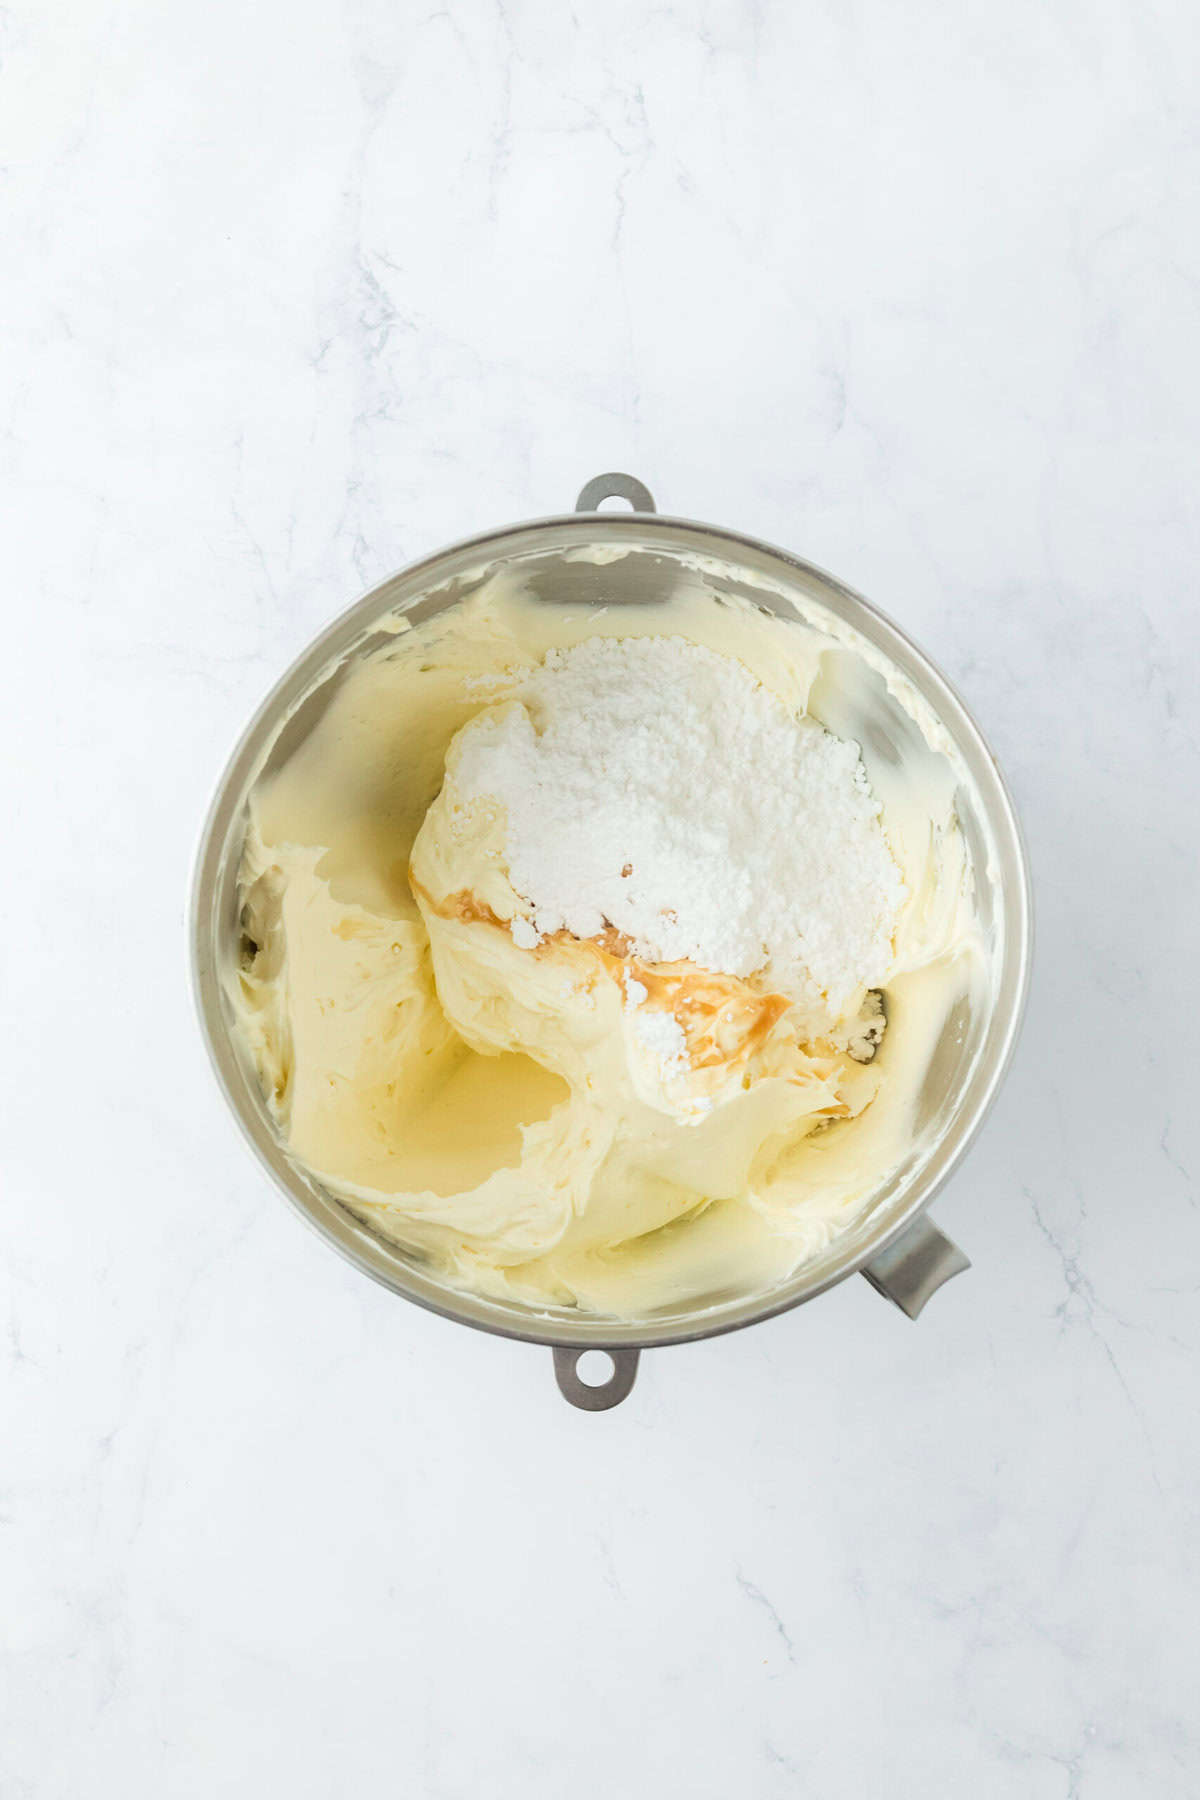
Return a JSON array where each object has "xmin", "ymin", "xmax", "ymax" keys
[{"xmin": 4, "ymin": 1, "xmax": 1199, "ymax": 1793}]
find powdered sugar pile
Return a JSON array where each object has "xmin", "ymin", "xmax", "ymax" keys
[{"xmin": 453, "ymin": 636, "xmax": 904, "ymax": 1017}]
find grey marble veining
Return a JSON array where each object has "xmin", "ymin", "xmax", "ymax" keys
[{"xmin": 2, "ymin": 1, "xmax": 1198, "ymax": 1794}]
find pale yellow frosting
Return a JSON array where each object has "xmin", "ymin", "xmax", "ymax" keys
[{"xmin": 229, "ymin": 573, "xmax": 986, "ymax": 1316}]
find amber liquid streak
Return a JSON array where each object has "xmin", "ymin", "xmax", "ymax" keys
[{"xmin": 414, "ymin": 878, "xmax": 822, "ymax": 1084}]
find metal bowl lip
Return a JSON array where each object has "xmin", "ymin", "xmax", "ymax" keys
[{"xmin": 190, "ymin": 505, "xmax": 1033, "ymax": 1352}]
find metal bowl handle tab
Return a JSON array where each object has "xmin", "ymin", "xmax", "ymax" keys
[
  {"xmin": 861, "ymin": 1213, "xmax": 970, "ymax": 1318},
  {"xmin": 553, "ymin": 1346, "xmax": 641, "ymax": 1411},
  {"xmin": 575, "ymin": 472, "xmax": 657, "ymax": 514}
]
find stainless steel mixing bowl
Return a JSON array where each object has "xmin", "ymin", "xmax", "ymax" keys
[{"xmin": 191, "ymin": 474, "xmax": 1032, "ymax": 1410}]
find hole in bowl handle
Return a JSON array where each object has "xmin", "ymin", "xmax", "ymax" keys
[
  {"xmin": 575, "ymin": 472, "xmax": 657, "ymax": 514},
  {"xmin": 861, "ymin": 1213, "xmax": 970, "ymax": 1319},
  {"xmin": 553, "ymin": 1346, "xmax": 641, "ymax": 1411}
]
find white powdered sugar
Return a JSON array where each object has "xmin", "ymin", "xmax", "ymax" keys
[
  {"xmin": 456, "ymin": 636, "xmax": 904, "ymax": 1014},
  {"xmin": 620, "ymin": 970, "xmax": 703, "ymax": 1114},
  {"xmin": 627, "ymin": 1003, "xmax": 689, "ymax": 1081},
  {"xmin": 508, "ymin": 915, "xmax": 540, "ymax": 950}
]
